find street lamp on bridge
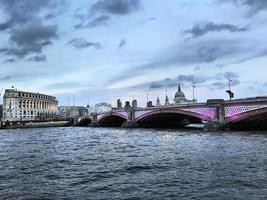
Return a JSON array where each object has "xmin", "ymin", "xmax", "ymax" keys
[{"xmin": 226, "ymin": 79, "xmax": 234, "ymax": 100}]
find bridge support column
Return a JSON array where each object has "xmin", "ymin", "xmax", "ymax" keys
[
  {"xmin": 89, "ymin": 114, "xmax": 100, "ymax": 127},
  {"xmin": 121, "ymin": 120, "xmax": 139, "ymax": 128},
  {"xmin": 121, "ymin": 110, "xmax": 139, "ymax": 128},
  {"xmin": 204, "ymin": 99, "xmax": 226, "ymax": 131}
]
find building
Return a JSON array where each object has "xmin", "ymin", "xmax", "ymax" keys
[
  {"xmin": 0, "ymin": 104, "xmax": 3, "ymax": 120},
  {"xmin": 132, "ymin": 99, "xmax": 137, "ymax": 109},
  {"xmin": 90, "ymin": 102, "xmax": 112, "ymax": 114},
  {"xmin": 156, "ymin": 97, "xmax": 161, "ymax": 106},
  {"xmin": 2, "ymin": 89, "xmax": 58, "ymax": 122},
  {"xmin": 58, "ymin": 106, "xmax": 89, "ymax": 119},
  {"xmin": 165, "ymin": 94, "xmax": 170, "ymax": 106},
  {"xmin": 147, "ymin": 101, "xmax": 153, "ymax": 107},
  {"xmin": 117, "ymin": 99, "xmax": 122, "ymax": 109},
  {"xmin": 173, "ymin": 84, "xmax": 195, "ymax": 104}
]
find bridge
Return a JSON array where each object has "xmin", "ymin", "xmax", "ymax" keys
[{"xmin": 77, "ymin": 97, "xmax": 267, "ymax": 130}]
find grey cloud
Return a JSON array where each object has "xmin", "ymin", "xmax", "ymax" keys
[
  {"xmin": 108, "ymin": 38, "xmax": 245, "ymax": 86},
  {"xmin": 209, "ymin": 81, "xmax": 227, "ymax": 90},
  {"xmin": 193, "ymin": 66, "xmax": 200, "ymax": 71},
  {"xmin": 3, "ymin": 58, "xmax": 15, "ymax": 63},
  {"xmin": 74, "ymin": 0, "xmax": 140, "ymax": 29},
  {"xmin": 223, "ymin": 0, "xmax": 267, "ymax": 15},
  {"xmin": 150, "ymin": 82, "xmax": 164, "ymax": 89},
  {"xmin": 0, "ymin": 23, "xmax": 57, "ymax": 58},
  {"xmin": 87, "ymin": 15, "xmax": 110, "ymax": 28},
  {"xmin": 184, "ymin": 22, "xmax": 248, "ymax": 38},
  {"xmin": 0, "ymin": 0, "xmax": 51, "ymax": 28},
  {"xmin": 142, "ymin": 39, "xmax": 242, "ymax": 70},
  {"xmin": 0, "ymin": 0, "xmax": 62, "ymax": 59},
  {"xmin": 198, "ymin": 46, "xmax": 222, "ymax": 63},
  {"xmin": 216, "ymin": 72, "xmax": 239, "ymax": 80},
  {"xmin": 27, "ymin": 54, "xmax": 47, "ymax": 62},
  {"xmin": 0, "ymin": 22, "xmax": 11, "ymax": 31},
  {"xmin": 177, "ymin": 75, "xmax": 206, "ymax": 84},
  {"xmin": 118, "ymin": 39, "xmax": 127, "ymax": 48},
  {"xmin": 149, "ymin": 75, "xmax": 207, "ymax": 90},
  {"xmin": 91, "ymin": 0, "xmax": 141, "ymax": 16},
  {"xmin": 45, "ymin": 14, "xmax": 56, "ymax": 20},
  {"xmin": 68, "ymin": 38, "xmax": 102, "ymax": 49},
  {"xmin": 0, "ymin": 72, "xmax": 47, "ymax": 82},
  {"xmin": 74, "ymin": 15, "xmax": 110, "ymax": 29},
  {"xmin": 209, "ymin": 79, "xmax": 240, "ymax": 90}
]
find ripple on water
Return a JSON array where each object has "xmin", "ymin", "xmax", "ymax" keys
[{"xmin": 0, "ymin": 127, "xmax": 266, "ymax": 200}]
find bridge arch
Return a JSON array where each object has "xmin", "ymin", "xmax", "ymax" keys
[
  {"xmin": 226, "ymin": 107, "xmax": 267, "ymax": 130},
  {"xmin": 78, "ymin": 116, "xmax": 92, "ymax": 126},
  {"xmin": 136, "ymin": 109, "xmax": 209, "ymax": 128},
  {"xmin": 98, "ymin": 113, "xmax": 127, "ymax": 127}
]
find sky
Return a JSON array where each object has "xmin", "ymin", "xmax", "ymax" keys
[{"xmin": 0, "ymin": 0, "xmax": 267, "ymax": 107}]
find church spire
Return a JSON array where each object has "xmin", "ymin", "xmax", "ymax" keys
[
  {"xmin": 165, "ymin": 90, "xmax": 169, "ymax": 106},
  {"xmin": 178, "ymin": 83, "xmax": 181, "ymax": 92}
]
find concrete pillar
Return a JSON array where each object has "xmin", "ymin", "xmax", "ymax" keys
[
  {"xmin": 204, "ymin": 99, "xmax": 226, "ymax": 131},
  {"xmin": 121, "ymin": 105, "xmax": 139, "ymax": 128},
  {"xmin": 89, "ymin": 114, "xmax": 100, "ymax": 127}
]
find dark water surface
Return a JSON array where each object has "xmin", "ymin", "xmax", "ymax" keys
[{"xmin": 0, "ymin": 127, "xmax": 266, "ymax": 200}]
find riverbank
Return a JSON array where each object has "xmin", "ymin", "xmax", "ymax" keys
[{"xmin": 0, "ymin": 121, "xmax": 72, "ymax": 129}]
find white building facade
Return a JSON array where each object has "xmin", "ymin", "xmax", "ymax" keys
[{"xmin": 2, "ymin": 89, "xmax": 58, "ymax": 122}]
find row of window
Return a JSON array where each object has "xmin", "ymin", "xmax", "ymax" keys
[{"xmin": 18, "ymin": 92, "xmax": 54, "ymax": 100}]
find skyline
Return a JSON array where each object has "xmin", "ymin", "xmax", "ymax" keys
[{"xmin": 1, "ymin": 0, "xmax": 267, "ymax": 106}]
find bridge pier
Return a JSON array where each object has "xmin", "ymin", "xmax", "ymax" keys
[
  {"xmin": 121, "ymin": 120, "xmax": 139, "ymax": 128},
  {"xmin": 204, "ymin": 99, "xmax": 226, "ymax": 131},
  {"xmin": 121, "ymin": 109, "xmax": 139, "ymax": 128},
  {"xmin": 89, "ymin": 114, "xmax": 100, "ymax": 127}
]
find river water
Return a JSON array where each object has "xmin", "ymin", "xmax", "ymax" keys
[{"xmin": 0, "ymin": 127, "xmax": 266, "ymax": 200}]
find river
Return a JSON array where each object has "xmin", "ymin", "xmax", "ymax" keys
[{"xmin": 0, "ymin": 127, "xmax": 266, "ymax": 200}]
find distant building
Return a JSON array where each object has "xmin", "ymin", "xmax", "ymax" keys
[
  {"xmin": 124, "ymin": 101, "xmax": 131, "ymax": 111},
  {"xmin": 0, "ymin": 104, "xmax": 3, "ymax": 120},
  {"xmin": 156, "ymin": 97, "xmax": 161, "ymax": 106},
  {"xmin": 173, "ymin": 84, "xmax": 195, "ymax": 104},
  {"xmin": 2, "ymin": 89, "xmax": 58, "ymax": 122},
  {"xmin": 58, "ymin": 106, "xmax": 88, "ymax": 118},
  {"xmin": 147, "ymin": 101, "xmax": 153, "ymax": 107},
  {"xmin": 165, "ymin": 94, "xmax": 169, "ymax": 106},
  {"xmin": 132, "ymin": 99, "xmax": 137, "ymax": 109},
  {"xmin": 117, "ymin": 99, "xmax": 122, "ymax": 109},
  {"xmin": 91, "ymin": 102, "xmax": 112, "ymax": 114}
]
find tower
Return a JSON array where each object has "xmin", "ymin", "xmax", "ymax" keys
[
  {"xmin": 156, "ymin": 97, "xmax": 161, "ymax": 106},
  {"xmin": 165, "ymin": 92, "xmax": 169, "ymax": 106}
]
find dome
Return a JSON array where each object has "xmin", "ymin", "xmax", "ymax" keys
[{"xmin": 175, "ymin": 85, "xmax": 185, "ymax": 98}]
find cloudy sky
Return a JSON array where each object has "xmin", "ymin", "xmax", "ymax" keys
[{"xmin": 0, "ymin": 0, "xmax": 267, "ymax": 106}]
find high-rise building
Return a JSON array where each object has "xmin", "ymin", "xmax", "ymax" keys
[
  {"xmin": 2, "ymin": 89, "xmax": 58, "ymax": 122},
  {"xmin": 132, "ymin": 99, "xmax": 137, "ymax": 108}
]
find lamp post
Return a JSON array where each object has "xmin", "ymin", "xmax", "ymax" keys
[{"xmin": 226, "ymin": 79, "xmax": 234, "ymax": 100}]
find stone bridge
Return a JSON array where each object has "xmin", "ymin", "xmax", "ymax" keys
[{"xmin": 79, "ymin": 97, "xmax": 267, "ymax": 130}]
